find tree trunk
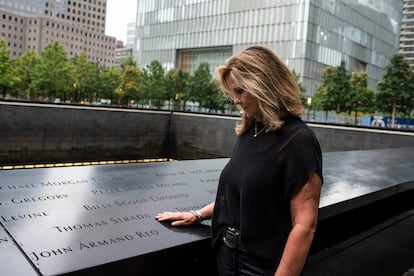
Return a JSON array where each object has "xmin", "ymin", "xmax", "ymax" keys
[{"xmin": 391, "ymin": 101, "xmax": 396, "ymax": 128}]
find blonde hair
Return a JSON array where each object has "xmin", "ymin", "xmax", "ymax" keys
[{"xmin": 217, "ymin": 45, "xmax": 304, "ymax": 135}]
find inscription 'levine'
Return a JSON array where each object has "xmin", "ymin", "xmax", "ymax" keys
[{"xmin": 1, "ymin": 211, "xmax": 49, "ymax": 223}]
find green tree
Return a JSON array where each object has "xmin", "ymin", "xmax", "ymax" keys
[
  {"xmin": 31, "ymin": 41, "xmax": 72, "ymax": 101},
  {"xmin": 72, "ymin": 52, "xmax": 98, "ymax": 102},
  {"xmin": 313, "ymin": 67, "xmax": 336, "ymax": 120},
  {"xmin": 100, "ymin": 66, "xmax": 121, "ymax": 104},
  {"xmin": 0, "ymin": 39, "xmax": 20, "ymax": 98},
  {"xmin": 376, "ymin": 53, "xmax": 413, "ymax": 127},
  {"xmin": 292, "ymin": 69, "xmax": 307, "ymax": 108},
  {"xmin": 141, "ymin": 60, "xmax": 166, "ymax": 108},
  {"xmin": 315, "ymin": 61, "xmax": 351, "ymax": 122},
  {"xmin": 187, "ymin": 62, "xmax": 220, "ymax": 111},
  {"xmin": 15, "ymin": 50, "xmax": 40, "ymax": 100},
  {"xmin": 349, "ymin": 72, "xmax": 375, "ymax": 123},
  {"xmin": 118, "ymin": 57, "xmax": 141, "ymax": 106},
  {"xmin": 202, "ymin": 79, "xmax": 226, "ymax": 112},
  {"xmin": 165, "ymin": 68, "xmax": 190, "ymax": 110}
]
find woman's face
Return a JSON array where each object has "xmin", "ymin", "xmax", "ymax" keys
[{"xmin": 227, "ymin": 76, "xmax": 261, "ymax": 120}]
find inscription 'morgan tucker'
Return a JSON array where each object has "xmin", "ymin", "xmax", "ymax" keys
[{"xmin": 40, "ymin": 177, "xmax": 123, "ymax": 187}]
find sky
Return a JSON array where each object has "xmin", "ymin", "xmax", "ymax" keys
[{"xmin": 105, "ymin": 0, "xmax": 137, "ymax": 43}]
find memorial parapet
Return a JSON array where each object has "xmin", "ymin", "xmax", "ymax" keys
[
  {"xmin": 0, "ymin": 148, "xmax": 414, "ymax": 275},
  {"xmin": 0, "ymin": 159, "xmax": 226, "ymax": 275}
]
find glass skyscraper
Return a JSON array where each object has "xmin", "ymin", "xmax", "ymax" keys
[{"xmin": 134, "ymin": 0, "xmax": 403, "ymax": 95}]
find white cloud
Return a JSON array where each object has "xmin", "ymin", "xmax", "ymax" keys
[{"xmin": 105, "ymin": 0, "xmax": 137, "ymax": 42}]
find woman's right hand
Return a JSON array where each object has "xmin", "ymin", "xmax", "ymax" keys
[{"xmin": 155, "ymin": 211, "xmax": 198, "ymax": 226}]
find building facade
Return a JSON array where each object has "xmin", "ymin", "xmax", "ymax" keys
[
  {"xmin": 126, "ymin": 21, "xmax": 136, "ymax": 48},
  {"xmin": 0, "ymin": 0, "xmax": 116, "ymax": 66},
  {"xmin": 114, "ymin": 40, "xmax": 133, "ymax": 68},
  {"xmin": 400, "ymin": 0, "xmax": 414, "ymax": 67},
  {"xmin": 134, "ymin": 0, "xmax": 403, "ymax": 95}
]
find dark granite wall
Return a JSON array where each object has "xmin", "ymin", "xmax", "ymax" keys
[{"xmin": 1, "ymin": 101, "xmax": 414, "ymax": 165}]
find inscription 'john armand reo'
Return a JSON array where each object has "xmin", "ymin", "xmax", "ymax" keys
[
  {"xmin": 79, "ymin": 230, "xmax": 158, "ymax": 250},
  {"xmin": 30, "ymin": 230, "xmax": 159, "ymax": 261}
]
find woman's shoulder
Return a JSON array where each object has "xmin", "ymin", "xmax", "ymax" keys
[{"xmin": 281, "ymin": 115, "xmax": 309, "ymax": 131}]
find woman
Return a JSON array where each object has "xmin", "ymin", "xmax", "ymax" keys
[{"xmin": 156, "ymin": 45, "xmax": 323, "ymax": 276}]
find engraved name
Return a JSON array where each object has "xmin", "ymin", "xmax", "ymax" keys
[
  {"xmin": 82, "ymin": 193, "xmax": 189, "ymax": 211},
  {"xmin": 10, "ymin": 194, "xmax": 69, "ymax": 204},
  {"xmin": 199, "ymin": 178, "xmax": 219, "ymax": 184},
  {"xmin": 1, "ymin": 211, "xmax": 50, "ymax": 223},
  {"xmin": 149, "ymin": 193, "xmax": 189, "ymax": 202},
  {"xmin": 176, "ymin": 203, "xmax": 209, "ymax": 212},
  {"xmin": 188, "ymin": 168, "xmax": 221, "ymax": 175},
  {"xmin": 90, "ymin": 181, "xmax": 188, "ymax": 195},
  {"xmin": 52, "ymin": 214, "xmax": 151, "ymax": 233},
  {"xmin": 30, "ymin": 247, "xmax": 74, "ymax": 262},
  {"xmin": 0, "ymin": 184, "xmax": 37, "ymax": 190},
  {"xmin": 79, "ymin": 230, "xmax": 159, "ymax": 251},
  {"xmin": 79, "ymin": 235, "xmax": 135, "ymax": 250},
  {"xmin": 39, "ymin": 176, "xmax": 123, "ymax": 187}
]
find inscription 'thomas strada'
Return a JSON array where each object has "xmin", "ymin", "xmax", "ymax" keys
[
  {"xmin": 52, "ymin": 213, "xmax": 152, "ymax": 233},
  {"xmin": 30, "ymin": 229, "xmax": 159, "ymax": 262}
]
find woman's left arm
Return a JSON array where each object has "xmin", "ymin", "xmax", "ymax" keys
[{"xmin": 275, "ymin": 171, "xmax": 322, "ymax": 276}]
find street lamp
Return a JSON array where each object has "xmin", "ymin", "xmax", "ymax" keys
[
  {"xmin": 73, "ymin": 82, "xmax": 78, "ymax": 102},
  {"xmin": 307, "ymin": 96, "xmax": 312, "ymax": 121}
]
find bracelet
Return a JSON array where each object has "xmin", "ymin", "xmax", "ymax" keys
[{"xmin": 190, "ymin": 210, "xmax": 202, "ymax": 223}]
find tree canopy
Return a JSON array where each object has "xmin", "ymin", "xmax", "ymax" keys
[
  {"xmin": 376, "ymin": 53, "xmax": 414, "ymax": 126},
  {"xmin": 1, "ymin": 40, "xmax": 413, "ymax": 123}
]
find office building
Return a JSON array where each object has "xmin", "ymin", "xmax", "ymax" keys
[
  {"xmin": 134, "ymin": 0, "xmax": 403, "ymax": 95},
  {"xmin": 400, "ymin": 0, "xmax": 414, "ymax": 68},
  {"xmin": 114, "ymin": 40, "xmax": 133, "ymax": 67},
  {"xmin": 0, "ymin": 0, "xmax": 115, "ymax": 66},
  {"xmin": 126, "ymin": 21, "xmax": 136, "ymax": 48}
]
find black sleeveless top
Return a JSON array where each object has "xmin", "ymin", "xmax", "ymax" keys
[{"xmin": 211, "ymin": 115, "xmax": 323, "ymax": 263}]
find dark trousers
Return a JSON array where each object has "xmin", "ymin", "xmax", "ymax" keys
[{"xmin": 215, "ymin": 242, "xmax": 277, "ymax": 276}]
